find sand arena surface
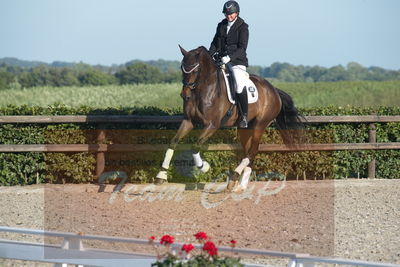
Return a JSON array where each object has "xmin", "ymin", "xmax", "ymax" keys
[{"xmin": 0, "ymin": 179, "xmax": 399, "ymax": 266}]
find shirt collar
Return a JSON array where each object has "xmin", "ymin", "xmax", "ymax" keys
[{"xmin": 227, "ymin": 17, "xmax": 238, "ymax": 27}]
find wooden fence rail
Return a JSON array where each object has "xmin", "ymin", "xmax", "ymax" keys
[
  {"xmin": 1, "ymin": 143, "xmax": 400, "ymax": 153},
  {"xmin": 1, "ymin": 115, "xmax": 400, "ymax": 178},
  {"xmin": 1, "ymin": 115, "xmax": 400, "ymax": 124}
]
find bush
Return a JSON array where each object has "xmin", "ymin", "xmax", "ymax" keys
[{"xmin": 0, "ymin": 105, "xmax": 399, "ymax": 185}]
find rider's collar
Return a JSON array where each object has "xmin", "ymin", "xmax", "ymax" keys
[{"xmin": 227, "ymin": 17, "xmax": 238, "ymax": 27}]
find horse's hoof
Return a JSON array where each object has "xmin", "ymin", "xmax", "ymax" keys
[
  {"xmin": 154, "ymin": 178, "xmax": 167, "ymax": 185},
  {"xmin": 232, "ymin": 186, "xmax": 244, "ymax": 193},
  {"xmin": 226, "ymin": 180, "xmax": 238, "ymax": 192}
]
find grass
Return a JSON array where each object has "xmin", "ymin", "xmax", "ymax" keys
[
  {"xmin": 0, "ymin": 83, "xmax": 182, "ymax": 109},
  {"xmin": 0, "ymin": 80, "xmax": 399, "ymax": 109},
  {"xmin": 274, "ymin": 80, "xmax": 400, "ymax": 108}
]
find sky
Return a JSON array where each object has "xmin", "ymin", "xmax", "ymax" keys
[{"xmin": 0, "ymin": 0, "xmax": 399, "ymax": 70}]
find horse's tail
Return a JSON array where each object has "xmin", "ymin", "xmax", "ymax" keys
[{"xmin": 275, "ymin": 88, "xmax": 306, "ymax": 145}]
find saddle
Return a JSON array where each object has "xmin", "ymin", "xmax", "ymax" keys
[
  {"xmin": 225, "ymin": 63, "xmax": 238, "ymax": 101},
  {"xmin": 222, "ymin": 63, "xmax": 258, "ymax": 105}
]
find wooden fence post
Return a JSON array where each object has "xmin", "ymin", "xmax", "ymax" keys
[
  {"xmin": 368, "ymin": 123, "xmax": 376, "ymax": 178},
  {"xmin": 96, "ymin": 126, "xmax": 106, "ymax": 179}
]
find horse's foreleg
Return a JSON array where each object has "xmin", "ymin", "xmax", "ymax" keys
[
  {"xmin": 191, "ymin": 124, "xmax": 219, "ymax": 173},
  {"xmin": 192, "ymin": 151, "xmax": 210, "ymax": 173},
  {"xmin": 155, "ymin": 119, "xmax": 193, "ymax": 184},
  {"xmin": 227, "ymin": 129, "xmax": 252, "ymax": 190}
]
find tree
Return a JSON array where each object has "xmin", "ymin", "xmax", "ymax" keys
[
  {"xmin": 0, "ymin": 71, "xmax": 15, "ymax": 89},
  {"xmin": 347, "ymin": 62, "xmax": 368, "ymax": 80},
  {"xmin": 277, "ymin": 65, "xmax": 307, "ymax": 82},
  {"xmin": 162, "ymin": 69, "xmax": 181, "ymax": 83},
  {"xmin": 319, "ymin": 65, "xmax": 351, "ymax": 81},
  {"xmin": 78, "ymin": 68, "xmax": 116, "ymax": 86},
  {"xmin": 18, "ymin": 65, "xmax": 52, "ymax": 87},
  {"xmin": 304, "ymin": 66, "xmax": 327, "ymax": 82},
  {"xmin": 262, "ymin": 62, "xmax": 292, "ymax": 78},
  {"xmin": 115, "ymin": 63, "xmax": 163, "ymax": 84},
  {"xmin": 49, "ymin": 68, "xmax": 80, "ymax": 87},
  {"xmin": 247, "ymin": 66, "xmax": 262, "ymax": 77}
]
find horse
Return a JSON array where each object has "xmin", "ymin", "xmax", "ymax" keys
[{"xmin": 155, "ymin": 45, "xmax": 304, "ymax": 191}]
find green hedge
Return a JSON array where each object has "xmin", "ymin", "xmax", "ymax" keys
[{"xmin": 0, "ymin": 105, "xmax": 399, "ymax": 185}]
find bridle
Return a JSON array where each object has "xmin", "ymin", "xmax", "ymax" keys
[
  {"xmin": 181, "ymin": 60, "xmax": 201, "ymax": 100},
  {"xmin": 180, "ymin": 49, "xmax": 222, "ymax": 101},
  {"xmin": 181, "ymin": 63, "xmax": 200, "ymax": 89}
]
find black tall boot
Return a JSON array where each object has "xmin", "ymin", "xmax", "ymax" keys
[{"xmin": 236, "ymin": 88, "xmax": 248, "ymax": 128}]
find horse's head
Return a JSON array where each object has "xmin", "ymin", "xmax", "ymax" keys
[{"xmin": 179, "ymin": 45, "xmax": 213, "ymax": 101}]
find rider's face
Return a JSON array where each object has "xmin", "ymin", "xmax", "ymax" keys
[{"xmin": 225, "ymin": 12, "xmax": 238, "ymax": 22}]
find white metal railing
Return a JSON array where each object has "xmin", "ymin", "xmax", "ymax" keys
[{"xmin": 0, "ymin": 226, "xmax": 398, "ymax": 267}]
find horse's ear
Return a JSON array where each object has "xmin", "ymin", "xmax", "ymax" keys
[{"xmin": 179, "ymin": 45, "xmax": 188, "ymax": 56}]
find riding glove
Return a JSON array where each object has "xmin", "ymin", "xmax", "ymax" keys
[{"xmin": 221, "ymin": 55, "xmax": 231, "ymax": 64}]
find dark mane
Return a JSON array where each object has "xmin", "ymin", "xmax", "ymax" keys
[
  {"xmin": 197, "ymin": 46, "xmax": 214, "ymax": 64},
  {"xmin": 197, "ymin": 46, "xmax": 209, "ymax": 53},
  {"xmin": 195, "ymin": 46, "xmax": 221, "ymax": 95}
]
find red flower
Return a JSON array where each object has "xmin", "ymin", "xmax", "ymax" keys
[
  {"xmin": 230, "ymin": 239, "xmax": 237, "ymax": 247},
  {"xmin": 148, "ymin": 236, "xmax": 156, "ymax": 244},
  {"xmin": 181, "ymin": 243, "xmax": 195, "ymax": 253},
  {"xmin": 203, "ymin": 241, "xmax": 218, "ymax": 256},
  {"xmin": 194, "ymin": 231, "xmax": 208, "ymax": 241},
  {"xmin": 160, "ymin": 234, "xmax": 174, "ymax": 245}
]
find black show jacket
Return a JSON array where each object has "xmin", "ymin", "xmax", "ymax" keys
[{"xmin": 209, "ymin": 16, "xmax": 249, "ymax": 67}]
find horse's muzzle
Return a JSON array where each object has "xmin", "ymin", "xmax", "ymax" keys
[{"xmin": 181, "ymin": 88, "xmax": 191, "ymax": 101}]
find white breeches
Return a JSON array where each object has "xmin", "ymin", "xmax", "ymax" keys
[{"xmin": 232, "ymin": 65, "xmax": 247, "ymax": 93}]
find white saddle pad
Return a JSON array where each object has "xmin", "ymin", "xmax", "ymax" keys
[{"xmin": 222, "ymin": 69, "xmax": 259, "ymax": 104}]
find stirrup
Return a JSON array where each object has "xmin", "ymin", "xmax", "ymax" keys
[{"xmin": 239, "ymin": 116, "xmax": 248, "ymax": 128}]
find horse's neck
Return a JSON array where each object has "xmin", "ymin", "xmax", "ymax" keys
[
  {"xmin": 214, "ymin": 67, "xmax": 228, "ymax": 98},
  {"xmin": 198, "ymin": 65, "xmax": 224, "ymax": 99}
]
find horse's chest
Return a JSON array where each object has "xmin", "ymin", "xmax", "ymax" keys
[
  {"xmin": 184, "ymin": 102, "xmax": 197, "ymax": 119},
  {"xmin": 184, "ymin": 101, "xmax": 211, "ymax": 124}
]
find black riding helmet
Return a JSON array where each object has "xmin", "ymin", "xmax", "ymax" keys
[{"xmin": 222, "ymin": 1, "xmax": 240, "ymax": 15}]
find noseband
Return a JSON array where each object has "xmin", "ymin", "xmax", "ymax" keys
[{"xmin": 181, "ymin": 63, "xmax": 200, "ymax": 91}]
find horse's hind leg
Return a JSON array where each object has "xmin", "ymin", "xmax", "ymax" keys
[
  {"xmin": 227, "ymin": 128, "xmax": 253, "ymax": 191},
  {"xmin": 228, "ymin": 124, "xmax": 269, "ymax": 192}
]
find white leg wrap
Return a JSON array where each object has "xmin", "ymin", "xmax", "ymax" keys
[
  {"xmin": 156, "ymin": 170, "xmax": 168, "ymax": 180},
  {"xmin": 239, "ymin": 167, "xmax": 252, "ymax": 189},
  {"xmin": 199, "ymin": 161, "xmax": 210, "ymax": 173},
  {"xmin": 234, "ymin": 158, "xmax": 250, "ymax": 175},
  {"xmin": 161, "ymin": 149, "xmax": 174, "ymax": 170},
  {"xmin": 233, "ymin": 167, "xmax": 252, "ymax": 192},
  {"xmin": 192, "ymin": 152, "xmax": 203, "ymax": 168}
]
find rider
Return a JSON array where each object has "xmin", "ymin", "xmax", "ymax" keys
[{"xmin": 209, "ymin": 0, "xmax": 249, "ymax": 128}]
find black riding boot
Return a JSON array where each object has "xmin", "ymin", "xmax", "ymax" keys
[{"xmin": 236, "ymin": 88, "xmax": 248, "ymax": 128}]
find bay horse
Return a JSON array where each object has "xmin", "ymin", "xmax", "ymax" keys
[{"xmin": 155, "ymin": 46, "xmax": 303, "ymax": 191}]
